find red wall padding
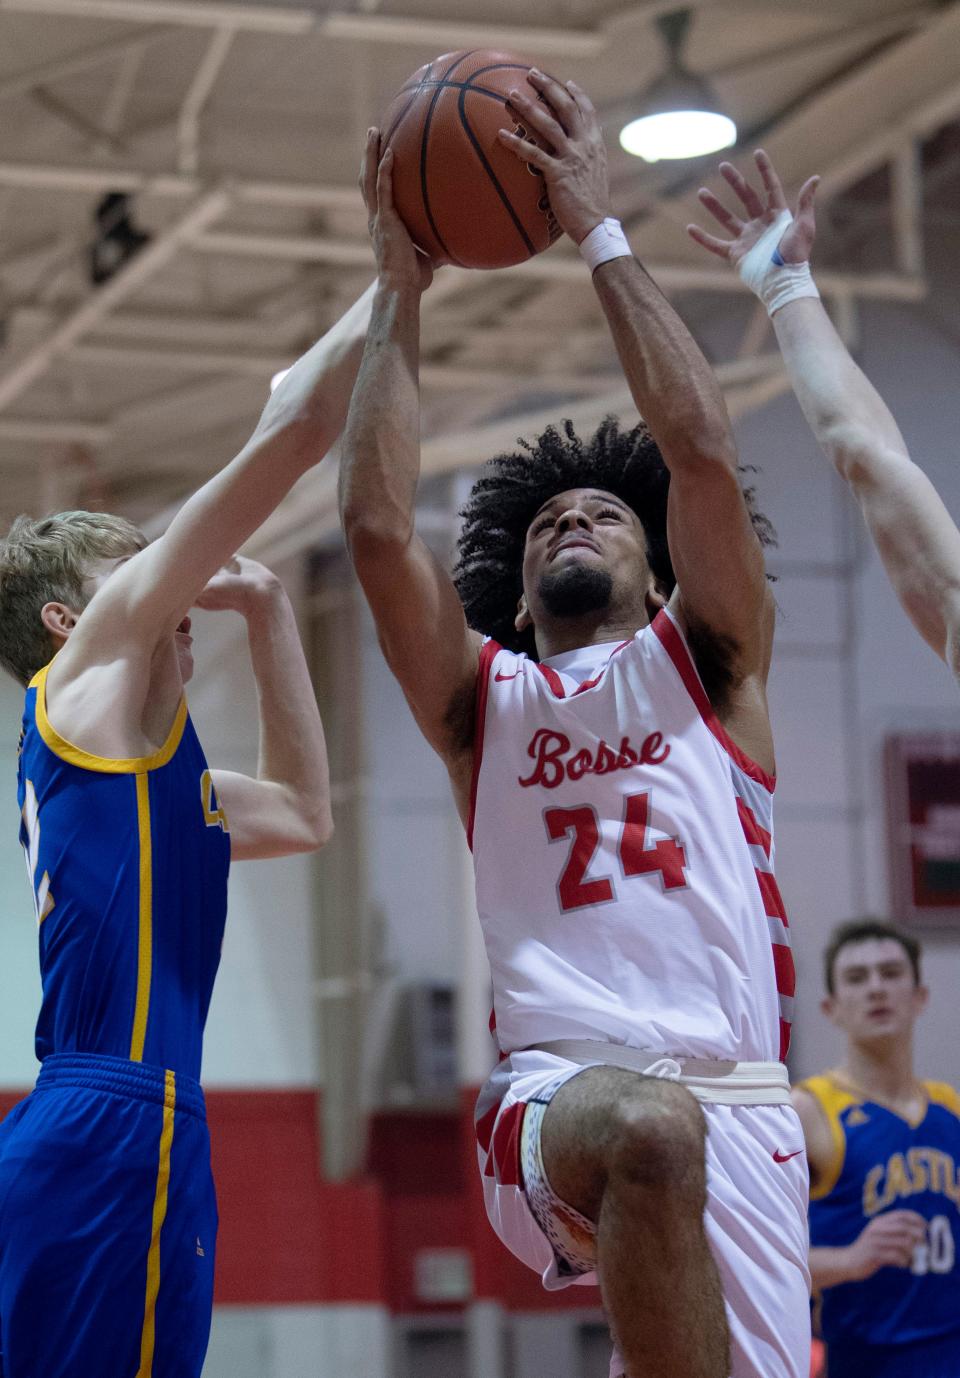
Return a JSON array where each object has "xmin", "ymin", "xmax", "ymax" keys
[
  {"xmin": 368, "ymin": 1105, "xmax": 468, "ymax": 1312},
  {"xmin": 207, "ymin": 1090, "xmax": 387, "ymax": 1304}
]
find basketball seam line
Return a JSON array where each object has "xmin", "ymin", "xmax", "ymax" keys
[
  {"xmin": 457, "ymin": 84, "xmax": 537, "ymax": 257},
  {"xmin": 383, "ymin": 87, "xmax": 422, "ymax": 150},
  {"xmin": 404, "ymin": 78, "xmax": 535, "ymax": 101},
  {"xmin": 418, "ymin": 50, "xmax": 477, "ymax": 267}
]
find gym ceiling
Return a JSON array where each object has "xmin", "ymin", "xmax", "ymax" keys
[{"xmin": 0, "ymin": 0, "xmax": 956, "ymax": 555}]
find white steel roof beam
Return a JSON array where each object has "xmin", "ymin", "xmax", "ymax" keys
[
  {"xmin": 891, "ymin": 140, "xmax": 924, "ymax": 277},
  {"xmin": 0, "ymin": 417, "xmax": 111, "ymax": 445},
  {"xmin": 0, "ymin": 187, "xmax": 230, "ymax": 414},
  {"xmin": 29, "ymin": 85, "xmax": 129, "ymax": 157},
  {"xmin": 320, "ymin": 12, "xmax": 604, "ymax": 55},
  {"xmin": 67, "ymin": 340, "xmax": 621, "ymax": 398},
  {"xmin": 769, "ymin": 1, "xmax": 960, "ymax": 202},
  {"xmin": 708, "ymin": 8, "xmax": 934, "ymax": 81},
  {"xmin": 12, "ymin": 303, "xmax": 318, "ymax": 348},
  {"xmin": 0, "ymin": 0, "xmax": 316, "ymax": 34},
  {"xmin": 177, "ymin": 25, "xmax": 235, "ymax": 176},
  {"xmin": 0, "ymin": 160, "xmax": 361, "ymax": 212},
  {"xmin": 0, "ymin": 0, "xmax": 606, "ymax": 52},
  {"xmin": 192, "ymin": 230, "xmax": 372, "ymax": 267},
  {"xmin": 100, "ymin": 32, "xmax": 149, "ymax": 133},
  {"xmin": 71, "ymin": 341, "xmax": 286, "ymax": 376},
  {"xmin": 816, "ymin": 80, "xmax": 960, "ymax": 203},
  {"xmin": 0, "ymin": 26, "xmax": 167, "ymax": 103},
  {"xmin": 188, "ymin": 229, "xmax": 926, "ymax": 301},
  {"xmin": 617, "ymin": 0, "xmax": 959, "ymax": 261}
]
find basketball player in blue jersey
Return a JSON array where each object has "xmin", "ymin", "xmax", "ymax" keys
[
  {"xmin": 788, "ymin": 921, "xmax": 960, "ymax": 1378},
  {"xmin": 0, "ymin": 283, "xmax": 374, "ymax": 1378},
  {"xmin": 689, "ymin": 149, "xmax": 960, "ymax": 686}
]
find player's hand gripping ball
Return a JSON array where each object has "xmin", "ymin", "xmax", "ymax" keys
[{"xmin": 380, "ymin": 49, "xmax": 563, "ymax": 269}]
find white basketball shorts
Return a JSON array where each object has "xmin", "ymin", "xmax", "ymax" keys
[{"xmin": 474, "ymin": 1047, "xmax": 811, "ymax": 1378}]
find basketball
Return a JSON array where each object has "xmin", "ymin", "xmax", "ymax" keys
[{"xmin": 380, "ymin": 49, "xmax": 563, "ymax": 270}]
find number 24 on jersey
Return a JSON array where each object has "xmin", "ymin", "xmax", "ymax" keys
[{"xmin": 545, "ymin": 789, "xmax": 688, "ymax": 913}]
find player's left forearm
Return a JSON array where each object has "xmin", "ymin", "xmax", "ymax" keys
[
  {"xmin": 251, "ymin": 280, "xmax": 377, "ymax": 456},
  {"xmin": 245, "ymin": 579, "xmax": 332, "ymax": 845},
  {"xmin": 771, "ymin": 296, "xmax": 908, "ymax": 477},
  {"xmin": 106, "ymin": 283, "xmax": 377, "ymax": 647},
  {"xmin": 592, "ymin": 255, "xmax": 737, "ymax": 475},
  {"xmin": 774, "ymin": 297, "xmax": 960, "ymax": 662}
]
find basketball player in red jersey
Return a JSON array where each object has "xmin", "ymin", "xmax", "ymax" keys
[
  {"xmin": 689, "ymin": 149, "xmax": 960, "ymax": 685},
  {"xmin": 341, "ymin": 77, "xmax": 809, "ymax": 1378}
]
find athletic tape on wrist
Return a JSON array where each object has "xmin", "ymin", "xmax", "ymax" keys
[
  {"xmin": 737, "ymin": 207, "xmax": 820, "ymax": 317},
  {"xmin": 578, "ymin": 218, "xmax": 632, "ymax": 273}
]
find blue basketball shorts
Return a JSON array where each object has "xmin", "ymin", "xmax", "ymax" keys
[
  {"xmin": 0, "ymin": 1053, "xmax": 217, "ymax": 1378},
  {"xmin": 826, "ymin": 1329, "xmax": 960, "ymax": 1378}
]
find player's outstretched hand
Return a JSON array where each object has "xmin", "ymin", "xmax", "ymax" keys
[
  {"xmin": 845, "ymin": 1210, "xmax": 929, "ymax": 1281},
  {"xmin": 687, "ymin": 149, "xmax": 819, "ymax": 269},
  {"xmin": 498, "ymin": 70, "xmax": 609, "ymax": 246},
  {"xmin": 194, "ymin": 555, "xmax": 282, "ymax": 616},
  {"xmin": 360, "ymin": 126, "xmax": 434, "ymax": 293}
]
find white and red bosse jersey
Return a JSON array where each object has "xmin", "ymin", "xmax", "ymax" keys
[{"xmin": 467, "ymin": 607, "xmax": 795, "ymax": 1064}]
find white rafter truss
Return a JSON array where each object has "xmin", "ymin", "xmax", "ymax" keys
[{"xmin": 0, "ymin": 0, "xmax": 954, "ymax": 524}]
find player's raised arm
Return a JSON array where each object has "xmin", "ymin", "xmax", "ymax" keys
[
  {"xmin": 689, "ymin": 149, "xmax": 960, "ymax": 675},
  {"xmin": 500, "ymin": 73, "xmax": 772, "ymax": 691},
  {"xmin": 339, "ymin": 129, "xmax": 481, "ymax": 777},
  {"xmin": 57, "ymin": 279, "xmax": 376, "ymax": 677},
  {"xmin": 195, "ymin": 557, "xmax": 333, "ymax": 859}
]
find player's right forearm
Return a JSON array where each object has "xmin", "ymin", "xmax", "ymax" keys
[
  {"xmin": 593, "ymin": 254, "xmax": 737, "ymax": 475},
  {"xmin": 246, "ymin": 580, "xmax": 333, "ymax": 847},
  {"xmin": 339, "ymin": 281, "xmax": 423, "ymax": 548},
  {"xmin": 808, "ymin": 1245, "xmax": 860, "ymax": 1292}
]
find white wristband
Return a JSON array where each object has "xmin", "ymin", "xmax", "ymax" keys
[
  {"xmin": 737, "ymin": 208, "xmax": 820, "ymax": 317},
  {"xmin": 579, "ymin": 217, "xmax": 632, "ymax": 273}
]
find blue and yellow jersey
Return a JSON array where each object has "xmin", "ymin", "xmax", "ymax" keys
[
  {"xmin": 802, "ymin": 1071, "xmax": 960, "ymax": 1349},
  {"xmin": 16, "ymin": 662, "xmax": 230, "ymax": 1081}
]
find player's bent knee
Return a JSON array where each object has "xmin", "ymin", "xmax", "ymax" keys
[{"xmin": 606, "ymin": 1081, "xmax": 707, "ymax": 1192}]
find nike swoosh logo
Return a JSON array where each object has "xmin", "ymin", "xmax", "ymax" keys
[
  {"xmin": 495, "ymin": 670, "xmax": 522, "ymax": 681},
  {"xmin": 773, "ymin": 1149, "xmax": 804, "ymax": 1163}
]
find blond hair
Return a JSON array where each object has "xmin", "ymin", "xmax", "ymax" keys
[{"xmin": 0, "ymin": 511, "xmax": 147, "ymax": 684}]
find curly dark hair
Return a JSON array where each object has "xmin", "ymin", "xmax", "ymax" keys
[{"xmin": 454, "ymin": 416, "xmax": 774, "ymax": 658}]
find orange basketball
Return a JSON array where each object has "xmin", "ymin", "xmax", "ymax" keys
[{"xmin": 380, "ymin": 49, "xmax": 563, "ymax": 270}]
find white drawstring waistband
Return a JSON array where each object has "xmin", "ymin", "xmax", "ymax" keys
[{"xmin": 530, "ymin": 1040, "xmax": 791, "ymax": 1106}]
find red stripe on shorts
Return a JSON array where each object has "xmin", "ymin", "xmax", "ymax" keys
[{"xmin": 490, "ymin": 1101, "xmax": 525, "ymax": 1189}]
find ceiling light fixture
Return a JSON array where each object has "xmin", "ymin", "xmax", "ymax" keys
[{"xmin": 619, "ymin": 10, "xmax": 737, "ymax": 163}]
